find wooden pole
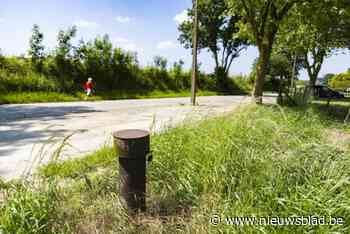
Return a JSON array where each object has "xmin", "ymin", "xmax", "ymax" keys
[
  {"xmin": 291, "ymin": 52, "xmax": 297, "ymax": 94},
  {"xmin": 191, "ymin": 0, "xmax": 199, "ymax": 106}
]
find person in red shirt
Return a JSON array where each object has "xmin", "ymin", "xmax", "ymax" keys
[{"xmin": 84, "ymin": 77, "xmax": 94, "ymax": 98}]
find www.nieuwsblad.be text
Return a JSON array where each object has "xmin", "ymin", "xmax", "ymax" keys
[{"xmin": 210, "ymin": 215, "xmax": 344, "ymax": 226}]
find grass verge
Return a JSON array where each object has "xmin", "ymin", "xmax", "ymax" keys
[
  {"xmin": 1, "ymin": 104, "xmax": 350, "ymax": 233},
  {"xmin": 0, "ymin": 90, "xmax": 221, "ymax": 104}
]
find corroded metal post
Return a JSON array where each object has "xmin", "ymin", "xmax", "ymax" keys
[{"xmin": 113, "ymin": 129, "xmax": 150, "ymax": 213}]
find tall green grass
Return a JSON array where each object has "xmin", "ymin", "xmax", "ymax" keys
[
  {"xmin": 0, "ymin": 180, "xmax": 59, "ymax": 234},
  {"xmin": 1, "ymin": 105, "xmax": 349, "ymax": 233},
  {"xmin": 0, "ymin": 90, "xmax": 219, "ymax": 104}
]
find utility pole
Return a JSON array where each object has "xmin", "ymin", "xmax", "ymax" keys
[
  {"xmin": 291, "ymin": 53, "xmax": 297, "ymax": 93},
  {"xmin": 191, "ymin": 0, "xmax": 199, "ymax": 106}
]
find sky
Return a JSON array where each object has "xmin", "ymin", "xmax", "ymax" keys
[{"xmin": 0, "ymin": 0, "xmax": 349, "ymax": 80}]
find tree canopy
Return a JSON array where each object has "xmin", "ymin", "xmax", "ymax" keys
[
  {"xmin": 28, "ymin": 24, "xmax": 45, "ymax": 72},
  {"xmin": 329, "ymin": 72, "xmax": 350, "ymax": 90},
  {"xmin": 228, "ymin": 0, "xmax": 300, "ymax": 103},
  {"xmin": 178, "ymin": 0, "xmax": 248, "ymax": 79},
  {"xmin": 275, "ymin": 0, "xmax": 350, "ymax": 86}
]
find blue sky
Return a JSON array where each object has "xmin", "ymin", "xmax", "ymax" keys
[{"xmin": 0, "ymin": 0, "xmax": 349, "ymax": 80}]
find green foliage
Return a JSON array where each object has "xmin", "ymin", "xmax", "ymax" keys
[
  {"xmin": 0, "ymin": 90, "xmax": 220, "ymax": 105},
  {"xmin": 0, "ymin": 69, "xmax": 59, "ymax": 93},
  {"xmin": 250, "ymin": 53, "xmax": 297, "ymax": 92},
  {"xmin": 230, "ymin": 74, "xmax": 252, "ymax": 93},
  {"xmin": 28, "ymin": 24, "xmax": 45, "ymax": 72},
  {"xmin": 0, "ymin": 24, "xmax": 249, "ymax": 100},
  {"xmin": 321, "ymin": 73, "xmax": 335, "ymax": 86},
  {"xmin": 153, "ymin": 56, "xmax": 168, "ymax": 70},
  {"xmin": 52, "ymin": 26, "xmax": 78, "ymax": 92},
  {"xmin": 228, "ymin": 0, "xmax": 300, "ymax": 45},
  {"xmin": 228, "ymin": 0, "xmax": 301, "ymax": 101},
  {"xmin": 329, "ymin": 72, "xmax": 350, "ymax": 90},
  {"xmin": 178, "ymin": 0, "xmax": 248, "ymax": 79},
  {"xmin": 0, "ymin": 180, "xmax": 59, "ymax": 234},
  {"xmin": 276, "ymin": 0, "xmax": 350, "ymax": 85},
  {"xmin": 2, "ymin": 105, "xmax": 350, "ymax": 233},
  {"xmin": 40, "ymin": 147, "xmax": 115, "ymax": 178}
]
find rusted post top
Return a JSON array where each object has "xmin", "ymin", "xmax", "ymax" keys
[
  {"xmin": 113, "ymin": 129, "xmax": 149, "ymax": 140},
  {"xmin": 113, "ymin": 129, "xmax": 150, "ymax": 159}
]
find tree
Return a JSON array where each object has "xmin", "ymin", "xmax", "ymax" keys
[
  {"xmin": 250, "ymin": 53, "xmax": 302, "ymax": 93},
  {"xmin": 75, "ymin": 35, "xmax": 135, "ymax": 90},
  {"xmin": 173, "ymin": 59, "xmax": 185, "ymax": 73},
  {"xmin": 56, "ymin": 26, "xmax": 77, "ymax": 60},
  {"xmin": 153, "ymin": 56, "xmax": 168, "ymax": 71},
  {"xmin": 54, "ymin": 26, "xmax": 77, "ymax": 91},
  {"xmin": 228, "ymin": 0, "xmax": 300, "ymax": 103},
  {"xmin": 178, "ymin": 0, "xmax": 248, "ymax": 87},
  {"xmin": 322, "ymin": 73, "xmax": 335, "ymax": 86},
  {"xmin": 338, "ymin": 0, "xmax": 350, "ymax": 50},
  {"xmin": 276, "ymin": 0, "xmax": 350, "ymax": 87},
  {"xmin": 28, "ymin": 24, "xmax": 45, "ymax": 72},
  {"xmin": 329, "ymin": 72, "xmax": 350, "ymax": 90}
]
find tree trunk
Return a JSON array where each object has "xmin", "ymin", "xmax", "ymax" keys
[
  {"xmin": 213, "ymin": 49, "xmax": 219, "ymax": 72},
  {"xmin": 253, "ymin": 45, "xmax": 271, "ymax": 104},
  {"xmin": 309, "ymin": 74, "xmax": 318, "ymax": 87},
  {"xmin": 304, "ymin": 49, "xmax": 324, "ymax": 87}
]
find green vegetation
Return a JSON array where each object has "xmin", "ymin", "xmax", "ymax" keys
[
  {"xmin": 1, "ymin": 0, "xmax": 350, "ymax": 233},
  {"xmin": 0, "ymin": 24, "xmax": 251, "ymax": 105},
  {"xmin": 276, "ymin": 0, "xmax": 350, "ymax": 87},
  {"xmin": 224, "ymin": 0, "xmax": 350, "ymax": 103},
  {"xmin": 177, "ymin": 0, "xmax": 248, "ymax": 90},
  {"xmin": 249, "ymin": 53, "xmax": 304, "ymax": 93},
  {"xmin": 0, "ymin": 90, "xmax": 222, "ymax": 105},
  {"xmin": 329, "ymin": 72, "xmax": 350, "ymax": 90},
  {"xmin": 39, "ymin": 146, "xmax": 115, "ymax": 178},
  {"xmin": 228, "ymin": 0, "xmax": 300, "ymax": 103},
  {"xmin": 1, "ymin": 104, "xmax": 349, "ymax": 233}
]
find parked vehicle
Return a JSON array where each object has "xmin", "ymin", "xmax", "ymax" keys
[
  {"xmin": 345, "ymin": 88, "xmax": 350, "ymax": 98},
  {"xmin": 312, "ymin": 85, "xmax": 345, "ymax": 99}
]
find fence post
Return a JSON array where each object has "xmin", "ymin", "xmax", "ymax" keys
[{"xmin": 113, "ymin": 129, "xmax": 150, "ymax": 213}]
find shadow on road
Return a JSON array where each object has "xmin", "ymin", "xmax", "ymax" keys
[
  {"xmin": 0, "ymin": 104, "xmax": 103, "ymax": 122},
  {"xmin": 0, "ymin": 105, "xmax": 104, "ymax": 157}
]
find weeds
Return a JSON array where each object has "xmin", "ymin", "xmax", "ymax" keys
[
  {"xmin": 0, "ymin": 90, "xmax": 220, "ymax": 105},
  {"xmin": 1, "ymin": 105, "xmax": 350, "ymax": 233},
  {"xmin": 0, "ymin": 179, "xmax": 59, "ymax": 234}
]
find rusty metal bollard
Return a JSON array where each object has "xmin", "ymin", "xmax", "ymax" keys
[{"xmin": 113, "ymin": 129, "xmax": 150, "ymax": 213}]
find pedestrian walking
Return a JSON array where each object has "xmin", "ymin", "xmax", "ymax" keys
[{"xmin": 84, "ymin": 77, "xmax": 94, "ymax": 99}]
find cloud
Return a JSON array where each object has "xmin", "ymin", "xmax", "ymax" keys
[
  {"xmin": 114, "ymin": 37, "xmax": 130, "ymax": 43},
  {"xmin": 74, "ymin": 20, "xmax": 98, "ymax": 28},
  {"xmin": 156, "ymin": 41, "xmax": 178, "ymax": 50},
  {"xmin": 121, "ymin": 43, "xmax": 144, "ymax": 53},
  {"xmin": 0, "ymin": 18, "xmax": 4, "ymax": 23},
  {"xmin": 121, "ymin": 43, "xmax": 137, "ymax": 51},
  {"xmin": 174, "ymin": 10, "xmax": 190, "ymax": 25},
  {"xmin": 113, "ymin": 37, "xmax": 143, "ymax": 53},
  {"xmin": 115, "ymin": 16, "xmax": 132, "ymax": 23}
]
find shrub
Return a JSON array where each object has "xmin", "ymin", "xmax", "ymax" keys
[
  {"xmin": 329, "ymin": 72, "xmax": 350, "ymax": 90},
  {"xmin": 0, "ymin": 70, "xmax": 59, "ymax": 93}
]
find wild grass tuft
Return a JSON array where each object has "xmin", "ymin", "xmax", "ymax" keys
[
  {"xmin": 0, "ymin": 90, "xmax": 219, "ymax": 104},
  {"xmin": 1, "ymin": 105, "xmax": 350, "ymax": 233}
]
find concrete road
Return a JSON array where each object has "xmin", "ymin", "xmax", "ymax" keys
[{"xmin": 0, "ymin": 95, "xmax": 265, "ymax": 180}]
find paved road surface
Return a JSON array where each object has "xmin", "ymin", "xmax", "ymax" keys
[{"xmin": 0, "ymin": 96, "xmax": 273, "ymax": 180}]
